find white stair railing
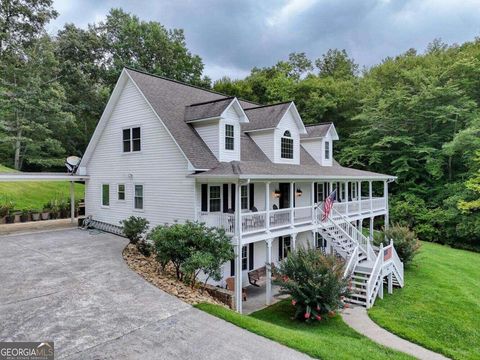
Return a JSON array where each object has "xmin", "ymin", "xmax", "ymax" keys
[
  {"xmin": 366, "ymin": 243, "xmax": 384, "ymax": 308},
  {"xmin": 389, "ymin": 239, "xmax": 404, "ymax": 287},
  {"xmin": 343, "ymin": 245, "xmax": 359, "ymax": 278}
]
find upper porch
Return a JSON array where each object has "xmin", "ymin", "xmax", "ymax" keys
[{"xmin": 195, "ymin": 179, "xmax": 390, "ymax": 242}]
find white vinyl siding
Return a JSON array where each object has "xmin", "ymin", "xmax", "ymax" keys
[
  {"xmin": 85, "ymin": 78, "xmax": 195, "ymax": 226},
  {"xmin": 194, "ymin": 121, "xmax": 219, "ymax": 159},
  {"xmin": 300, "ymin": 134, "xmax": 334, "ymax": 166},
  {"xmin": 274, "ymin": 110, "xmax": 300, "ymax": 164},
  {"xmin": 250, "ymin": 129, "xmax": 275, "ymax": 161}
]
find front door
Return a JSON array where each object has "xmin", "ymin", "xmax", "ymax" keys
[{"xmin": 279, "ymin": 183, "xmax": 290, "ymax": 209}]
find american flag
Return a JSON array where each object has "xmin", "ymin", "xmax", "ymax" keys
[{"xmin": 322, "ymin": 189, "xmax": 337, "ymax": 221}]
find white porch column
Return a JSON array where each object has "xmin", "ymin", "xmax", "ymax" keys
[
  {"xmin": 265, "ymin": 182, "xmax": 270, "ymax": 232},
  {"xmin": 369, "ymin": 216, "xmax": 374, "ymax": 241},
  {"xmin": 357, "ymin": 181, "xmax": 361, "ymax": 215},
  {"xmin": 290, "ymin": 181, "xmax": 294, "ymax": 227},
  {"xmin": 291, "ymin": 233, "xmax": 297, "ymax": 250},
  {"xmin": 311, "ymin": 182, "xmax": 315, "ymax": 223},
  {"xmin": 378, "ymin": 243, "xmax": 384, "ymax": 299},
  {"xmin": 266, "ymin": 238, "xmax": 273, "ymax": 305},
  {"xmin": 388, "ymin": 272, "xmax": 393, "ymax": 294},
  {"xmin": 384, "ymin": 180, "xmax": 390, "ymax": 230},
  {"xmin": 344, "ymin": 181, "xmax": 349, "ymax": 216},
  {"xmin": 369, "ymin": 180, "xmax": 373, "ymax": 213},
  {"xmin": 234, "ymin": 181, "xmax": 243, "ymax": 313},
  {"xmin": 311, "ymin": 230, "xmax": 317, "ymax": 248},
  {"xmin": 70, "ymin": 181, "xmax": 75, "ymax": 224}
]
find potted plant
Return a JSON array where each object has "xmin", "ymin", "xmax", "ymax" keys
[
  {"xmin": 14, "ymin": 211, "xmax": 21, "ymax": 223},
  {"xmin": 41, "ymin": 203, "xmax": 51, "ymax": 220},
  {"xmin": 59, "ymin": 199, "xmax": 70, "ymax": 219},
  {"xmin": 48, "ymin": 199, "xmax": 60, "ymax": 219},
  {"xmin": 20, "ymin": 210, "xmax": 30, "ymax": 222},
  {"xmin": 31, "ymin": 210, "xmax": 41, "ymax": 221},
  {"xmin": 0, "ymin": 199, "xmax": 15, "ymax": 224}
]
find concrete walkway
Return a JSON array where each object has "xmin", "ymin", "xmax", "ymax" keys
[
  {"xmin": 342, "ymin": 306, "xmax": 449, "ymax": 360},
  {"xmin": 0, "ymin": 229, "xmax": 310, "ymax": 360}
]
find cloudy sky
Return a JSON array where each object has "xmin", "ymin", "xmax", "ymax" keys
[{"xmin": 48, "ymin": 0, "xmax": 480, "ymax": 80}]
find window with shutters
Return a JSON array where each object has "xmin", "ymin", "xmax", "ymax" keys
[
  {"xmin": 240, "ymin": 185, "xmax": 248, "ymax": 210},
  {"xmin": 241, "ymin": 245, "xmax": 248, "ymax": 270},
  {"xmin": 225, "ymin": 124, "xmax": 234, "ymax": 150},
  {"xmin": 209, "ymin": 185, "xmax": 221, "ymax": 212},
  {"xmin": 281, "ymin": 130, "xmax": 294, "ymax": 159},
  {"xmin": 123, "ymin": 127, "xmax": 141, "ymax": 152}
]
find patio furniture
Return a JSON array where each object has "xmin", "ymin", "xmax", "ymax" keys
[
  {"xmin": 226, "ymin": 277, "xmax": 247, "ymax": 301},
  {"xmin": 248, "ymin": 266, "xmax": 267, "ymax": 287}
]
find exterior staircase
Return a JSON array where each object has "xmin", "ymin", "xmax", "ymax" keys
[{"xmin": 317, "ymin": 206, "xmax": 404, "ymax": 308}]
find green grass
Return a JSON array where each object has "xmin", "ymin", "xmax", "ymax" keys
[
  {"xmin": 196, "ymin": 301, "xmax": 413, "ymax": 360},
  {"xmin": 0, "ymin": 164, "xmax": 84, "ymax": 211},
  {"xmin": 369, "ymin": 242, "xmax": 480, "ymax": 360},
  {"xmin": 0, "ymin": 164, "xmax": 18, "ymax": 173}
]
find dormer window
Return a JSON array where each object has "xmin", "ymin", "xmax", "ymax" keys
[
  {"xmin": 123, "ymin": 127, "xmax": 141, "ymax": 152},
  {"xmin": 281, "ymin": 130, "xmax": 293, "ymax": 159},
  {"xmin": 325, "ymin": 141, "xmax": 330, "ymax": 159},
  {"xmin": 225, "ymin": 124, "xmax": 234, "ymax": 150}
]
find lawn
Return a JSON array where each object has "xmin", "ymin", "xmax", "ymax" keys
[
  {"xmin": 196, "ymin": 302, "xmax": 413, "ymax": 360},
  {"xmin": 369, "ymin": 242, "xmax": 480, "ymax": 360},
  {"xmin": 0, "ymin": 165, "xmax": 85, "ymax": 211}
]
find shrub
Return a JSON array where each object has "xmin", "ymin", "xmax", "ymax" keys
[
  {"xmin": 149, "ymin": 221, "xmax": 234, "ymax": 288},
  {"xmin": 0, "ymin": 198, "xmax": 15, "ymax": 218},
  {"xmin": 273, "ymin": 248, "xmax": 350, "ymax": 323},
  {"xmin": 120, "ymin": 216, "xmax": 150, "ymax": 245},
  {"xmin": 136, "ymin": 239, "xmax": 153, "ymax": 257},
  {"xmin": 373, "ymin": 224, "xmax": 421, "ymax": 266}
]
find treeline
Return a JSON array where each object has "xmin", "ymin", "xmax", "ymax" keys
[{"xmin": 1, "ymin": 1, "xmax": 479, "ymax": 249}]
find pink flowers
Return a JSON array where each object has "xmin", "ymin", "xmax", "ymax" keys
[
  {"xmin": 315, "ymin": 315, "xmax": 322, "ymax": 321},
  {"xmin": 304, "ymin": 312, "xmax": 311, "ymax": 319},
  {"xmin": 291, "ymin": 299, "xmax": 297, "ymax": 306}
]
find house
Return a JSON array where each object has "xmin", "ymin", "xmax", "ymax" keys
[{"xmin": 79, "ymin": 68, "xmax": 404, "ymax": 313}]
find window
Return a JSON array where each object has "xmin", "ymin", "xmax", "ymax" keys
[
  {"xmin": 279, "ymin": 236, "xmax": 291, "ymax": 260},
  {"xmin": 123, "ymin": 127, "xmax": 141, "ymax": 153},
  {"xmin": 209, "ymin": 185, "xmax": 221, "ymax": 212},
  {"xmin": 134, "ymin": 184, "xmax": 144, "ymax": 210},
  {"xmin": 225, "ymin": 124, "xmax": 234, "ymax": 150},
  {"xmin": 118, "ymin": 184, "xmax": 125, "ymax": 201},
  {"xmin": 281, "ymin": 130, "xmax": 293, "ymax": 159},
  {"xmin": 241, "ymin": 245, "xmax": 248, "ymax": 270},
  {"xmin": 102, "ymin": 184, "xmax": 109, "ymax": 207},
  {"xmin": 241, "ymin": 185, "xmax": 248, "ymax": 210},
  {"xmin": 325, "ymin": 141, "xmax": 330, "ymax": 160},
  {"xmin": 317, "ymin": 182, "xmax": 325, "ymax": 202}
]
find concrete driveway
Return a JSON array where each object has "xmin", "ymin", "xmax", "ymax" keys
[{"xmin": 0, "ymin": 229, "xmax": 309, "ymax": 359}]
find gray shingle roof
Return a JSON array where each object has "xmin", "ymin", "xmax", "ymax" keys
[
  {"xmin": 242, "ymin": 102, "xmax": 291, "ymax": 132},
  {"xmin": 301, "ymin": 123, "xmax": 332, "ymax": 139},
  {"xmin": 184, "ymin": 97, "xmax": 235, "ymax": 122}
]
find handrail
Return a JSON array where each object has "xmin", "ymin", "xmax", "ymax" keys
[
  {"xmin": 366, "ymin": 243, "xmax": 383, "ymax": 309},
  {"xmin": 390, "ymin": 239, "xmax": 404, "ymax": 287},
  {"xmin": 343, "ymin": 245, "xmax": 359, "ymax": 278},
  {"xmin": 330, "ymin": 207, "xmax": 373, "ymax": 258},
  {"xmin": 317, "ymin": 206, "xmax": 362, "ymax": 251}
]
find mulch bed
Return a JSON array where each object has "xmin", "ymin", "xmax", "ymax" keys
[{"xmin": 123, "ymin": 244, "xmax": 226, "ymax": 307}]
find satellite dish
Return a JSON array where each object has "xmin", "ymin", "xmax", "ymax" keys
[{"xmin": 65, "ymin": 156, "xmax": 81, "ymax": 173}]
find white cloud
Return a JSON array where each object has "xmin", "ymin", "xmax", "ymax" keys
[{"xmin": 266, "ymin": 0, "xmax": 318, "ymax": 26}]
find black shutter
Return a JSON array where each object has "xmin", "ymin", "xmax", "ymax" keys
[
  {"xmin": 249, "ymin": 243, "xmax": 254, "ymax": 270},
  {"xmin": 314, "ymin": 182, "xmax": 318, "ymax": 203},
  {"xmin": 201, "ymin": 184, "xmax": 208, "ymax": 211},
  {"xmin": 249, "ymin": 183, "xmax": 254, "ymax": 210},
  {"xmin": 278, "ymin": 237, "xmax": 283, "ymax": 260},
  {"xmin": 223, "ymin": 184, "xmax": 229, "ymax": 212},
  {"xmin": 230, "ymin": 259, "xmax": 235, "ymax": 276},
  {"xmin": 293, "ymin": 183, "xmax": 296, "ymax": 208},
  {"xmin": 231, "ymin": 184, "xmax": 236, "ymax": 210}
]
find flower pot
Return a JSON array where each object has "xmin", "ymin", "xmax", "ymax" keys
[
  {"xmin": 0, "ymin": 216, "xmax": 5, "ymax": 225},
  {"xmin": 31, "ymin": 213, "xmax": 41, "ymax": 221},
  {"xmin": 20, "ymin": 213, "xmax": 29, "ymax": 222},
  {"xmin": 6, "ymin": 215, "xmax": 15, "ymax": 224},
  {"xmin": 41, "ymin": 212, "xmax": 50, "ymax": 220},
  {"xmin": 50, "ymin": 212, "xmax": 58, "ymax": 219},
  {"xmin": 14, "ymin": 214, "xmax": 21, "ymax": 223}
]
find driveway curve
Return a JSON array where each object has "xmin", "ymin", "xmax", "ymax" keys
[{"xmin": 0, "ymin": 229, "xmax": 309, "ymax": 359}]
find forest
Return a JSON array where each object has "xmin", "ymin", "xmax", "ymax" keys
[{"xmin": 1, "ymin": 1, "xmax": 479, "ymax": 250}]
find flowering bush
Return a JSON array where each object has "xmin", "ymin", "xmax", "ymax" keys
[
  {"xmin": 273, "ymin": 247, "xmax": 350, "ymax": 323},
  {"xmin": 373, "ymin": 224, "xmax": 420, "ymax": 266}
]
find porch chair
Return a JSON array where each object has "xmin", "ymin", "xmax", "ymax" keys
[{"xmin": 226, "ymin": 277, "xmax": 247, "ymax": 301}]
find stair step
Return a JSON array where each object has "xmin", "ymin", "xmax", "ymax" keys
[
  {"xmin": 354, "ymin": 269, "xmax": 371, "ymax": 275},
  {"xmin": 351, "ymin": 281, "xmax": 367, "ymax": 286},
  {"xmin": 345, "ymin": 298, "xmax": 367, "ymax": 306}
]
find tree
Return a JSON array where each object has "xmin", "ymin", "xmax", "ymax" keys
[
  {"xmin": 315, "ymin": 49, "xmax": 358, "ymax": 79},
  {"xmin": 458, "ymin": 151, "xmax": 480, "ymax": 212}
]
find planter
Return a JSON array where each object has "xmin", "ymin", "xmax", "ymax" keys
[
  {"xmin": 50, "ymin": 212, "xmax": 59, "ymax": 219},
  {"xmin": 41, "ymin": 212, "xmax": 50, "ymax": 220},
  {"xmin": 6, "ymin": 215, "xmax": 15, "ymax": 224},
  {"xmin": 0, "ymin": 216, "xmax": 5, "ymax": 225},
  {"xmin": 20, "ymin": 213, "xmax": 30, "ymax": 222},
  {"xmin": 31, "ymin": 213, "xmax": 41, "ymax": 221},
  {"xmin": 14, "ymin": 213, "xmax": 21, "ymax": 223}
]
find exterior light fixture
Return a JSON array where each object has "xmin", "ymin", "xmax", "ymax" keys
[
  {"xmin": 296, "ymin": 188, "xmax": 303, "ymax": 197},
  {"xmin": 273, "ymin": 189, "xmax": 281, "ymax": 198}
]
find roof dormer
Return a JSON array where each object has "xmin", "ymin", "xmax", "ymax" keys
[
  {"xmin": 300, "ymin": 123, "xmax": 339, "ymax": 166},
  {"xmin": 186, "ymin": 97, "xmax": 248, "ymax": 162}
]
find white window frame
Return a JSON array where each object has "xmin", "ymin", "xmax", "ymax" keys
[
  {"xmin": 101, "ymin": 183, "xmax": 110, "ymax": 208},
  {"xmin": 317, "ymin": 182, "xmax": 325, "ymax": 202},
  {"xmin": 133, "ymin": 183, "xmax": 144, "ymax": 211},
  {"xmin": 280, "ymin": 236, "xmax": 291, "ymax": 260},
  {"xmin": 241, "ymin": 245, "xmax": 248, "ymax": 271},
  {"xmin": 122, "ymin": 126, "xmax": 142, "ymax": 153},
  {"xmin": 225, "ymin": 124, "xmax": 234, "ymax": 151},
  {"xmin": 117, "ymin": 184, "xmax": 125, "ymax": 201},
  {"xmin": 325, "ymin": 141, "xmax": 330, "ymax": 160},
  {"xmin": 208, "ymin": 185, "xmax": 222, "ymax": 212},
  {"xmin": 240, "ymin": 185, "xmax": 249, "ymax": 210},
  {"xmin": 281, "ymin": 130, "xmax": 294, "ymax": 159}
]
